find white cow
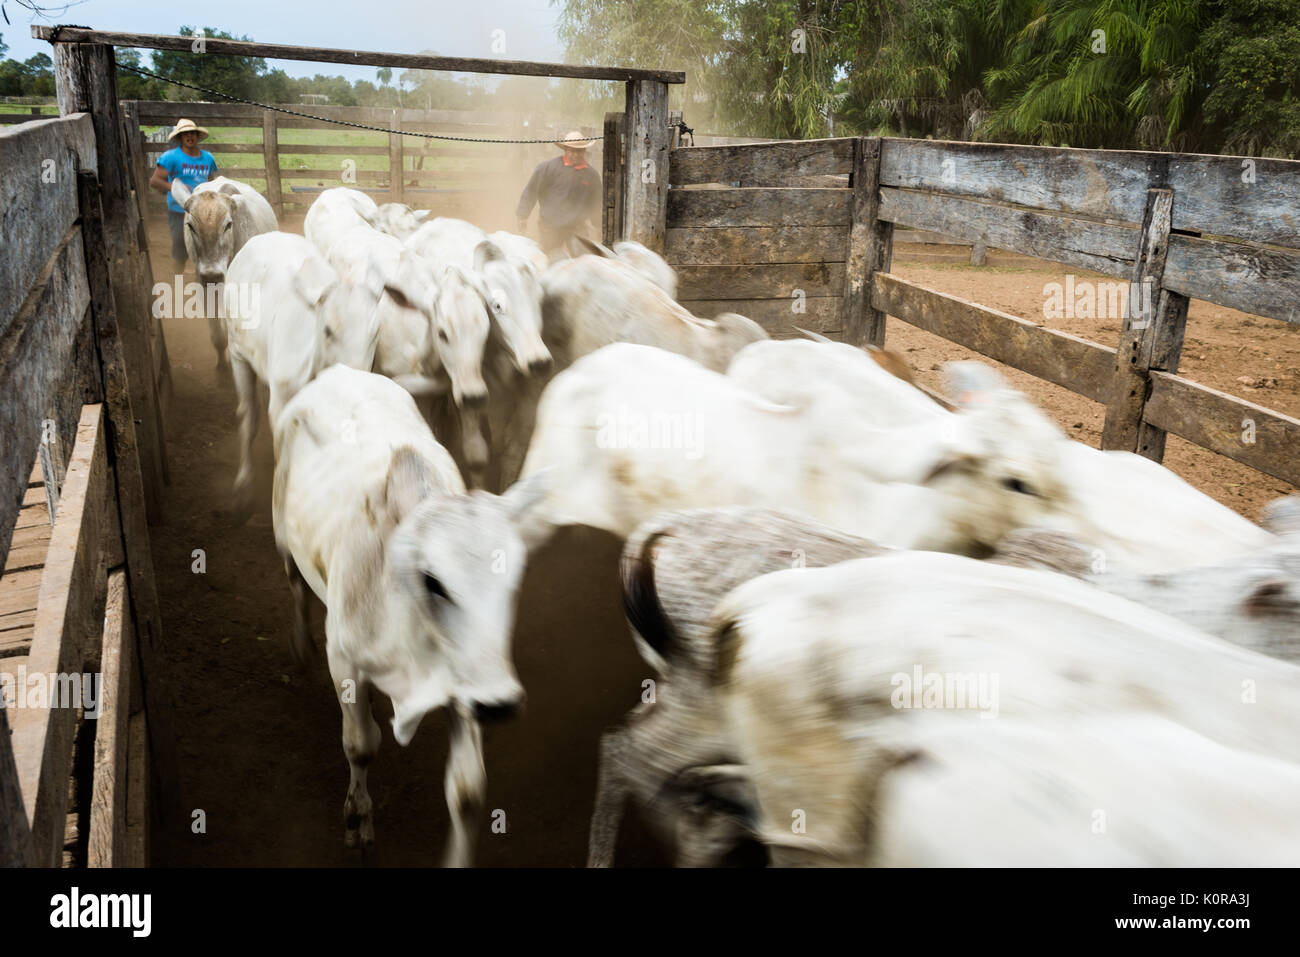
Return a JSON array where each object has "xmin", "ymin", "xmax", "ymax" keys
[
  {"xmin": 566, "ymin": 237, "xmax": 679, "ymax": 299},
  {"xmin": 715, "ymin": 551, "xmax": 1300, "ymax": 866},
  {"xmin": 303, "ymin": 187, "xmax": 380, "ymax": 256},
  {"xmin": 272, "ymin": 365, "xmax": 548, "ymax": 866},
  {"xmin": 516, "ymin": 344, "xmax": 1071, "ymax": 553},
  {"xmin": 169, "ymin": 176, "xmax": 278, "ymax": 368},
  {"xmin": 223, "ymin": 232, "xmax": 384, "ymax": 519},
  {"xmin": 728, "ymin": 337, "xmax": 1279, "ymax": 572}
]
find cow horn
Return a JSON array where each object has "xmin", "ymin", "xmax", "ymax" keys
[{"xmin": 793, "ymin": 326, "xmax": 833, "ymax": 343}]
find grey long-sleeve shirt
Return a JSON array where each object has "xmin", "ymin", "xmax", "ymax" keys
[{"xmin": 516, "ymin": 154, "xmax": 602, "ymax": 232}]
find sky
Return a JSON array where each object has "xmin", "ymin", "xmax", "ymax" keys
[{"xmin": 2, "ymin": 0, "xmax": 569, "ymax": 80}]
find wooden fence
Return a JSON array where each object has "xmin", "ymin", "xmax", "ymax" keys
[
  {"xmin": 0, "ymin": 106, "xmax": 177, "ymax": 865},
  {"xmin": 124, "ymin": 100, "xmax": 602, "ymax": 219},
  {"xmin": 649, "ymin": 134, "xmax": 1300, "ymax": 487}
]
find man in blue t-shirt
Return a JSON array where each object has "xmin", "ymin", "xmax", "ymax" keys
[{"xmin": 148, "ymin": 117, "xmax": 218, "ymax": 276}]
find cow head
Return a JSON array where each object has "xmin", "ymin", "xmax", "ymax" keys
[
  {"xmin": 914, "ymin": 363, "xmax": 1071, "ymax": 555},
  {"xmin": 474, "ymin": 240, "xmax": 551, "ymax": 376},
  {"xmin": 382, "ymin": 449, "xmax": 551, "ymax": 744},
  {"xmin": 172, "ymin": 179, "xmax": 242, "ymax": 285},
  {"xmin": 426, "ymin": 264, "xmax": 491, "ymax": 408},
  {"xmin": 369, "ymin": 203, "xmax": 430, "ymax": 241}
]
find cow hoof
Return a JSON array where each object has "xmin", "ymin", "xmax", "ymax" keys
[
  {"xmin": 230, "ymin": 481, "xmax": 255, "ymax": 527},
  {"xmin": 344, "ymin": 817, "xmax": 375, "ymax": 850}
]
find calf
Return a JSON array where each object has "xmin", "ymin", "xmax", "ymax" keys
[
  {"xmin": 516, "ymin": 344, "xmax": 1070, "ymax": 554},
  {"xmin": 169, "ymin": 176, "xmax": 278, "ymax": 370},
  {"xmin": 303, "ymin": 187, "xmax": 380, "ymax": 256},
  {"xmin": 715, "ymin": 551, "xmax": 1300, "ymax": 866},
  {"xmin": 369, "ymin": 202, "xmax": 429, "ymax": 240},
  {"xmin": 272, "ymin": 365, "xmax": 548, "ymax": 866}
]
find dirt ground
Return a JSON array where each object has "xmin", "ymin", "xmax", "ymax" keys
[{"xmin": 144, "ymin": 220, "xmax": 1295, "ymax": 868}]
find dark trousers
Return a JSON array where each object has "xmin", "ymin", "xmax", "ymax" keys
[
  {"xmin": 168, "ymin": 209, "xmax": 188, "ymax": 266},
  {"xmin": 539, "ymin": 222, "xmax": 592, "ymax": 258}
]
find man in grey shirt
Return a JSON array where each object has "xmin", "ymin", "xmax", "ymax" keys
[{"xmin": 516, "ymin": 131, "xmax": 603, "ymax": 255}]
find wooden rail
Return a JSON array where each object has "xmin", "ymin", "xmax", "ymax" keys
[
  {"xmin": 126, "ymin": 100, "xmax": 600, "ymax": 218},
  {"xmin": 665, "ymin": 135, "xmax": 1300, "ymax": 488},
  {"xmin": 33, "ymin": 26, "xmax": 685, "ymax": 83}
]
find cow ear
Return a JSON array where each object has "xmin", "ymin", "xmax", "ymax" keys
[
  {"xmin": 216, "ymin": 179, "xmax": 241, "ymax": 196},
  {"xmin": 1243, "ymin": 578, "xmax": 1294, "ymax": 617},
  {"xmin": 385, "ymin": 446, "xmax": 434, "ymax": 521},
  {"xmin": 944, "ymin": 361, "xmax": 1008, "ymax": 408},
  {"xmin": 412, "ymin": 209, "xmax": 431, "ymax": 223},
  {"xmin": 501, "ymin": 468, "xmax": 551, "ymax": 523},
  {"xmin": 294, "ymin": 254, "xmax": 337, "ymax": 308},
  {"xmin": 1262, "ymin": 495, "xmax": 1300, "ymax": 538},
  {"xmin": 170, "ymin": 179, "xmax": 193, "ymax": 209},
  {"xmin": 474, "ymin": 239, "xmax": 507, "ymax": 270}
]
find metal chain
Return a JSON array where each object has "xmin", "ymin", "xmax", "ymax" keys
[{"xmin": 113, "ymin": 60, "xmax": 600, "ymax": 145}]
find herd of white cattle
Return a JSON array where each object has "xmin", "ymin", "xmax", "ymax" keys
[{"xmin": 172, "ymin": 177, "xmax": 1300, "ymax": 868}]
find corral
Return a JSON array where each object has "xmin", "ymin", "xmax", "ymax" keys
[{"xmin": 1, "ymin": 25, "xmax": 1296, "ymax": 868}]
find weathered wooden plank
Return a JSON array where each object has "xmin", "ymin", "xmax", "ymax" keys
[
  {"xmin": 872, "ymin": 273, "xmax": 1116, "ymax": 404},
  {"xmin": 0, "ymin": 114, "xmax": 96, "ymax": 340},
  {"xmin": 602, "ymin": 112, "xmax": 623, "ymax": 246},
  {"xmin": 0, "ymin": 230, "xmax": 94, "ymax": 571},
  {"xmin": 88, "ymin": 568, "xmax": 130, "ymax": 868},
  {"xmin": 133, "ymin": 99, "xmax": 547, "ymax": 126},
  {"xmin": 388, "ymin": 130, "xmax": 405, "ymax": 207},
  {"xmin": 1163, "ymin": 234, "xmax": 1300, "ymax": 325},
  {"xmin": 11, "ymin": 406, "xmax": 108, "ymax": 867},
  {"xmin": 879, "ymin": 187, "xmax": 1136, "ymax": 277},
  {"xmin": 124, "ymin": 710, "xmax": 147, "ymax": 868},
  {"xmin": 671, "ymin": 138, "xmax": 854, "ymax": 187},
  {"xmin": 1103, "ymin": 189, "xmax": 1189, "ymax": 459},
  {"xmin": 1144, "ymin": 373, "xmax": 1300, "ymax": 486},
  {"xmin": 677, "ymin": 262, "xmax": 844, "ymax": 300},
  {"xmin": 668, "ymin": 188, "xmax": 851, "ymax": 227},
  {"xmin": 76, "ymin": 170, "xmax": 176, "ymax": 824},
  {"xmin": 881, "ymin": 137, "xmax": 1300, "ymax": 248},
  {"xmin": 666, "ymin": 226, "xmax": 847, "ymax": 265},
  {"xmin": 843, "ymin": 137, "xmax": 894, "ymax": 346},
  {"xmin": 54, "ymin": 42, "xmax": 167, "ymax": 520},
  {"xmin": 677, "ymin": 296, "xmax": 843, "ymax": 335},
  {"xmin": 623, "ymin": 80, "xmax": 671, "ymax": 251},
  {"xmin": 39, "ymin": 26, "xmax": 682, "ymax": 78}
]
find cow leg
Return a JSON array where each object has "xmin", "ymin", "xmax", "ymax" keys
[
  {"xmin": 208, "ymin": 314, "xmax": 231, "ymax": 377},
  {"xmin": 458, "ymin": 405, "xmax": 489, "ymax": 490},
  {"xmin": 230, "ymin": 355, "xmax": 261, "ymax": 524},
  {"xmin": 587, "ymin": 726, "xmax": 633, "ymax": 867},
  {"xmin": 442, "ymin": 707, "xmax": 486, "ymax": 867},
  {"xmin": 327, "ymin": 648, "xmax": 381, "ymax": 850},
  {"xmin": 282, "ymin": 554, "xmax": 316, "ymax": 667}
]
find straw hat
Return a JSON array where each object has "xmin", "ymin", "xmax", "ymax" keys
[
  {"xmin": 168, "ymin": 118, "xmax": 210, "ymax": 142},
  {"xmin": 554, "ymin": 130, "xmax": 595, "ymax": 150}
]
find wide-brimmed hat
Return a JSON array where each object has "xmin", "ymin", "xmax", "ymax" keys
[
  {"xmin": 168, "ymin": 118, "xmax": 210, "ymax": 142},
  {"xmin": 554, "ymin": 130, "xmax": 595, "ymax": 150}
]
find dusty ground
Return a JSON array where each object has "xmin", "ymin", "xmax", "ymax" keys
[{"xmin": 143, "ymin": 220, "xmax": 1295, "ymax": 868}]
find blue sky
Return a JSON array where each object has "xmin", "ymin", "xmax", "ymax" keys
[{"xmin": 3, "ymin": 0, "xmax": 567, "ymax": 80}]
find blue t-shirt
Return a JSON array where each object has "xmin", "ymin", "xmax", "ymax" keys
[{"xmin": 157, "ymin": 147, "xmax": 218, "ymax": 213}]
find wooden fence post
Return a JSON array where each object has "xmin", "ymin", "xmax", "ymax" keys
[
  {"xmin": 602, "ymin": 112, "xmax": 624, "ymax": 246},
  {"xmin": 262, "ymin": 112, "xmax": 284, "ymax": 219},
  {"xmin": 1101, "ymin": 187, "xmax": 1189, "ymax": 459},
  {"xmin": 622, "ymin": 80, "xmax": 670, "ymax": 251},
  {"xmin": 389, "ymin": 110, "xmax": 405, "ymax": 206},
  {"xmin": 843, "ymin": 136, "xmax": 894, "ymax": 346},
  {"xmin": 77, "ymin": 169, "xmax": 180, "ymax": 830},
  {"xmin": 51, "ymin": 41, "xmax": 167, "ymax": 521}
]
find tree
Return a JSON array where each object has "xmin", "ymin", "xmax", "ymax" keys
[
  {"xmin": 116, "ymin": 48, "xmax": 166, "ymax": 100},
  {"xmin": 149, "ymin": 26, "xmax": 268, "ymax": 101}
]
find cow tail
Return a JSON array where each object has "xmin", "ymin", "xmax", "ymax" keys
[{"xmin": 620, "ymin": 529, "xmax": 677, "ymax": 663}]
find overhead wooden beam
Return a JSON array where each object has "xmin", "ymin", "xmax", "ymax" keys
[{"xmin": 34, "ymin": 26, "xmax": 685, "ymax": 83}]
